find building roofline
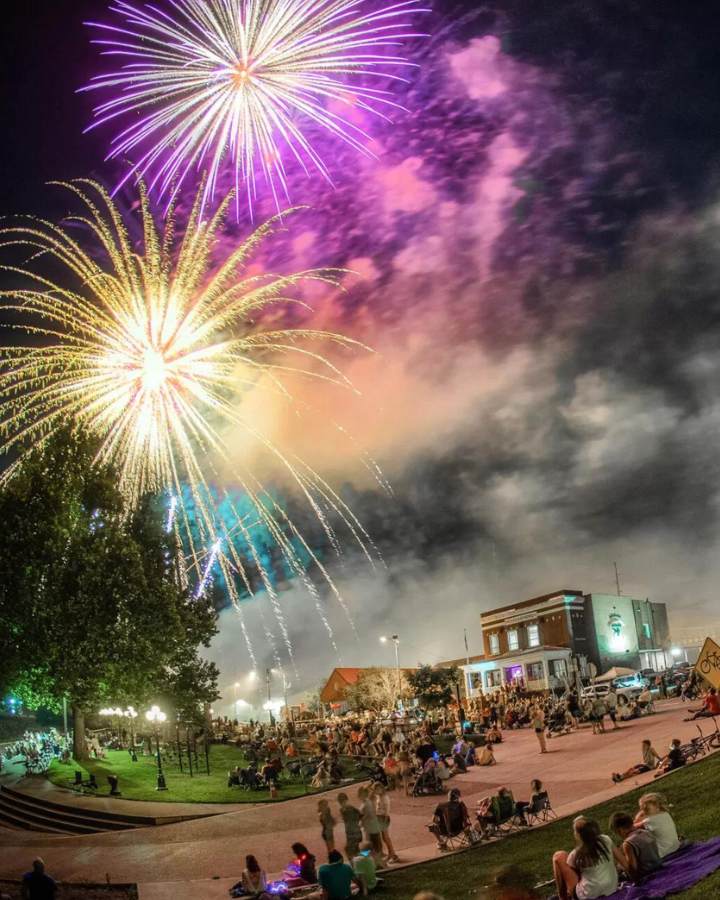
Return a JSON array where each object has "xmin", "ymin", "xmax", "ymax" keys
[{"xmin": 480, "ymin": 590, "xmax": 584, "ymax": 618}]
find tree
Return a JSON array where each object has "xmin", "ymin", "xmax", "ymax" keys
[
  {"xmin": 343, "ymin": 667, "xmax": 412, "ymax": 712},
  {"xmin": 0, "ymin": 427, "xmax": 219, "ymax": 757},
  {"xmin": 407, "ymin": 665, "xmax": 461, "ymax": 709}
]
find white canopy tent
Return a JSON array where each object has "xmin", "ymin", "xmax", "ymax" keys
[{"xmin": 595, "ymin": 666, "xmax": 638, "ymax": 682}]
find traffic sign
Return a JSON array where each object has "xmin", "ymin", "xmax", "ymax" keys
[{"xmin": 695, "ymin": 637, "xmax": 720, "ymax": 690}]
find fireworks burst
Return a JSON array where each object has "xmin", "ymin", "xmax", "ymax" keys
[
  {"xmin": 83, "ymin": 0, "xmax": 425, "ymax": 214},
  {"xmin": 0, "ymin": 180, "xmax": 382, "ymax": 666}
]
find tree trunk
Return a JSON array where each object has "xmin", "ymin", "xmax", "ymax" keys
[{"xmin": 72, "ymin": 706, "xmax": 88, "ymax": 760}]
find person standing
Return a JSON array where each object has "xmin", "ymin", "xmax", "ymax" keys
[
  {"xmin": 372, "ymin": 783, "xmax": 400, "ymax": 863},
  {"xmin": 358, "ymin": 786, "xmax": 384, "ymax": 862},
  {"xmin": 532, "ymin": 706, "xmax": 547, "ymax": 753},
  {"xmin": 338, "ymin": 792, "xmax": 363, "ymax": 860},
  {"xmin": 605, "ymin": 687, "xmax": 620, "ymax": 730},
  {"xmin": 318, "ymin": 799, "xmax": 337, "ymax": 854}
]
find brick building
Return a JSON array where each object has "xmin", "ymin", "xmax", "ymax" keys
[{"xmin": 461, "ymin": 589, "xmax": 671, "ymax": 696}]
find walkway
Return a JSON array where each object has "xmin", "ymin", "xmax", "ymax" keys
[{"xmin": 0, "ymin": 698, "xmax": 714, "ymax": 898}]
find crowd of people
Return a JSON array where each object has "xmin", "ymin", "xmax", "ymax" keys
[{"xmin": 1, "ymin": 729, "xmax": 70, "ymax": 773}]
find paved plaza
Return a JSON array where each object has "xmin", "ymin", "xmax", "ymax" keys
[{"xmin": 0, "ymin": 698, "xmax": 715, "ymax": 899}]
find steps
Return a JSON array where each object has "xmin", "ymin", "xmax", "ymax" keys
[{"xmin": 0, "ymin": 785, "xmax": 147, "ymax": 834}]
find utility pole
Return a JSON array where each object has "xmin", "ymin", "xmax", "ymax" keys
[
  {"xmin": 464, "ymin": 628, "xmax": 473, "ymax": 699},
  {"xmin": 614, "ymin": 562, "xmax": 622, "ymax": 596}
]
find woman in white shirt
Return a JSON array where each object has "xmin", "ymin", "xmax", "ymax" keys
[
  {"xmin": 553, "ymin": 817, "xmax": 625, "ymax": 900},
  {"xmin": 635, "ymin": 792, "xmax": 680, "ymax": 858}
]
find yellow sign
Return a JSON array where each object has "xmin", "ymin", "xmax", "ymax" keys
[{"xmin": 695, "ymin": 637, "xmax": 720, "ymax": 690}]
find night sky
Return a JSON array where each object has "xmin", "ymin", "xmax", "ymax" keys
[{"xmin": 4, "ymin": 0, "xmax": 720, "ymax": 692}]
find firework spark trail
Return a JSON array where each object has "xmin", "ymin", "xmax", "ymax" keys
[
  {"xmin": 82, "ymin": 0, "xmax": 426, "ymax": 215},
  {"xmin": 0, "ymin": 179, "xmax": 381, "ymax": 665}
]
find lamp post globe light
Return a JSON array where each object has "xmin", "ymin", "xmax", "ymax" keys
[
  {"xmin": 380, "ymin": 634, "xmax": 400, "ymax": 670},
  {"xmin": 145, "ymin": 705, "xmax": 168, "ymax": 790}
]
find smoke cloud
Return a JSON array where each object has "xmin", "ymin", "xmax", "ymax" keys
[{"xmin": 201, "ymin": 8, "xmax": 720, "ymax": 701}]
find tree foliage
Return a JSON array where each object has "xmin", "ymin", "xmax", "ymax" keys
[
  {"xmin": 0, "ymin": 427, "xmax": 219, "ymax": 754},
  {"xmin": 343, "ymin": 667, "xmax": 412, "ymax": 712},
  {"xmin": 407, "ymin": 664, "xmax": 461, "ymax": 709}
]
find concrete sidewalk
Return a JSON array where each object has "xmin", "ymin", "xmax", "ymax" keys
[{"xmin": 0, "ymin": 698, "xmax": 714, "ymax": 895}]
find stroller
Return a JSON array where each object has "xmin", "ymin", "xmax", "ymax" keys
[
  {"xmin": 356, "ymin": 761, "xmax": 388, "ymax": 787},
  {"xmin": 546, "ymin": 707, "xmax": 572, "ymax": 737},
  {"xmin": 411, "ymin": 767, "xmax": 444, "ymax": 797}
]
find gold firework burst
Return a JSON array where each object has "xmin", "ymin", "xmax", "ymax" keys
[{"xmin": 0, "ymin": 180, "xmax": 378, "ymax": 665}]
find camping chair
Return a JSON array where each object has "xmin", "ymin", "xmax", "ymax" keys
[
  {"xmin": 478, "ymin": 792, "xmax": 520, "ymax": 838},
  {"xmin": 432, "ymin": 804, "xmax": 478, "ymax": 850},
  {"xmin": 522, "ymin": 791, "xmax": 558, "ymax": 826}
]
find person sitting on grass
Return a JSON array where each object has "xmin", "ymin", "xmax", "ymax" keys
[
  {"xmin": 552, "ymin": 817, "xmax": 624, "ymax": 900},
  {"xmin": 612, "ymin": 740, "xmax": 661, "ymax": 783},
  {"xmin": 429, "ymin": 787, "xmax": 473, "ymax": 850},
  {"xmin": 312, "ymin": 758, "xmax": 333, "ymax": 789},
  {"xmin": 21, "ymin": 859, "xmax": 56, "ymax": 900},
  {"xmin": 654, "ymin": 739, "xmax": 685, "ymax": 777},
  {"xmin": 634, "ymin": 792, "xmax": 680, "ymax": 858},
  {"xmin": 609, "ymin": 812, "xmax": 661, "ymax": 882},
  {"xmin": 318, "ymin": 850, "xmax": 355, "ymax": 900},
  {"xmin": 476, "ymin": 866, "xmax": 541, "ymax": 900},
  {"xmin": 353, "ymin": 842, "xmax": 380, "ymax": 896}
]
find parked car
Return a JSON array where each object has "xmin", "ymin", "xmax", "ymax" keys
[{"xmin": 580, "ymin": 678, "xmax": 641, "ymax": 704}]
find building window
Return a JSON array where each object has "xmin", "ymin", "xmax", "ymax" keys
[
  {"xmin": 550, "ymin": 659, "xmax": 567, "ymax": 679},
  {"xmin": 526, "ymin": 661, "xmax": 544, "ymax": 682},
  {"xmin": 487, "ymin": 669, "xmax": 503, "ymax": 688},
  {"xmin": 507, "ymin": 629, "xmax": 519, "ymax": 651},
  {"xmin": 489, "ymin": 634, "xmax": 500, "ymax": 655},
  {"xmin": 643, "ymin": 623, "xmax": 651, "ymax": 639},
  {"xmin": 527, "ymin": 624, "xmax": 540, "ymax": 647}
]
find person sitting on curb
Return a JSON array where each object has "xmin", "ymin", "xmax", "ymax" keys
[
  {"xmin": 353, "ymin": 843, "xmax": 381, "ymax": 896},
  {"xmin": 612, "ymin": 740, "xmax": 661, "ymax": 783},
  {"xmin": 21, "ymin": 859, "xmax": 57, "ymax": 900},
  {"xmin": 318, "ymin": 850, "xmax": 354, "ymax": 900},
  {"xmin": 654, "ymin": 739, "xmax": 685, "ymax": 777}
]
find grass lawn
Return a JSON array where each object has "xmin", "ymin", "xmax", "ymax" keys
[
  {"xmin": 47, "ymin": 746, "xmax": 361, "ymax": 803},
  {"xmin": 382, "ymin": 752, "xmax": 720, "ymax": 900}
]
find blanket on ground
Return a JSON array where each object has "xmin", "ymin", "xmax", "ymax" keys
[{"xmin": 547, "ymin": 835, "xmax": 720, "ymax": 900}]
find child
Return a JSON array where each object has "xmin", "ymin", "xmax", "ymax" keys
[
  {"xmin": 654, "ymin": 739, "xmax": 685, "ymax": 777},
  {"xmin": 318, "ymin": 798, "xmax": 336, "ymax": 853},
  {"xmin": 634, "ymin": 792, "xmax": 680, "ymax": 858},
  {"xmin": 338, "ymin": 792, "xmax": 363, "ymax": 860},
  {"xmin": 612, "ymin": 739, "xmax": 661, "ymax": 783}
]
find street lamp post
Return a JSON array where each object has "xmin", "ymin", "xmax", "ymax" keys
[
  {"xmin": 145, "ymin": 705, "xmax": 168, "ymax": 791},
  {"xmin": 380, "ymin": 635, "xmax": 400, "ymax": 671},
  {"xmin": 380, "ymin": 635, "xmax": 401, "ymax": 709},
  {"xmin": 266, "ymin": 668, "xmax": 275, "ymax": 727},
  {"xmin": 123, "ymin": 707, "xmax": 138, "ymax": 761}
]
